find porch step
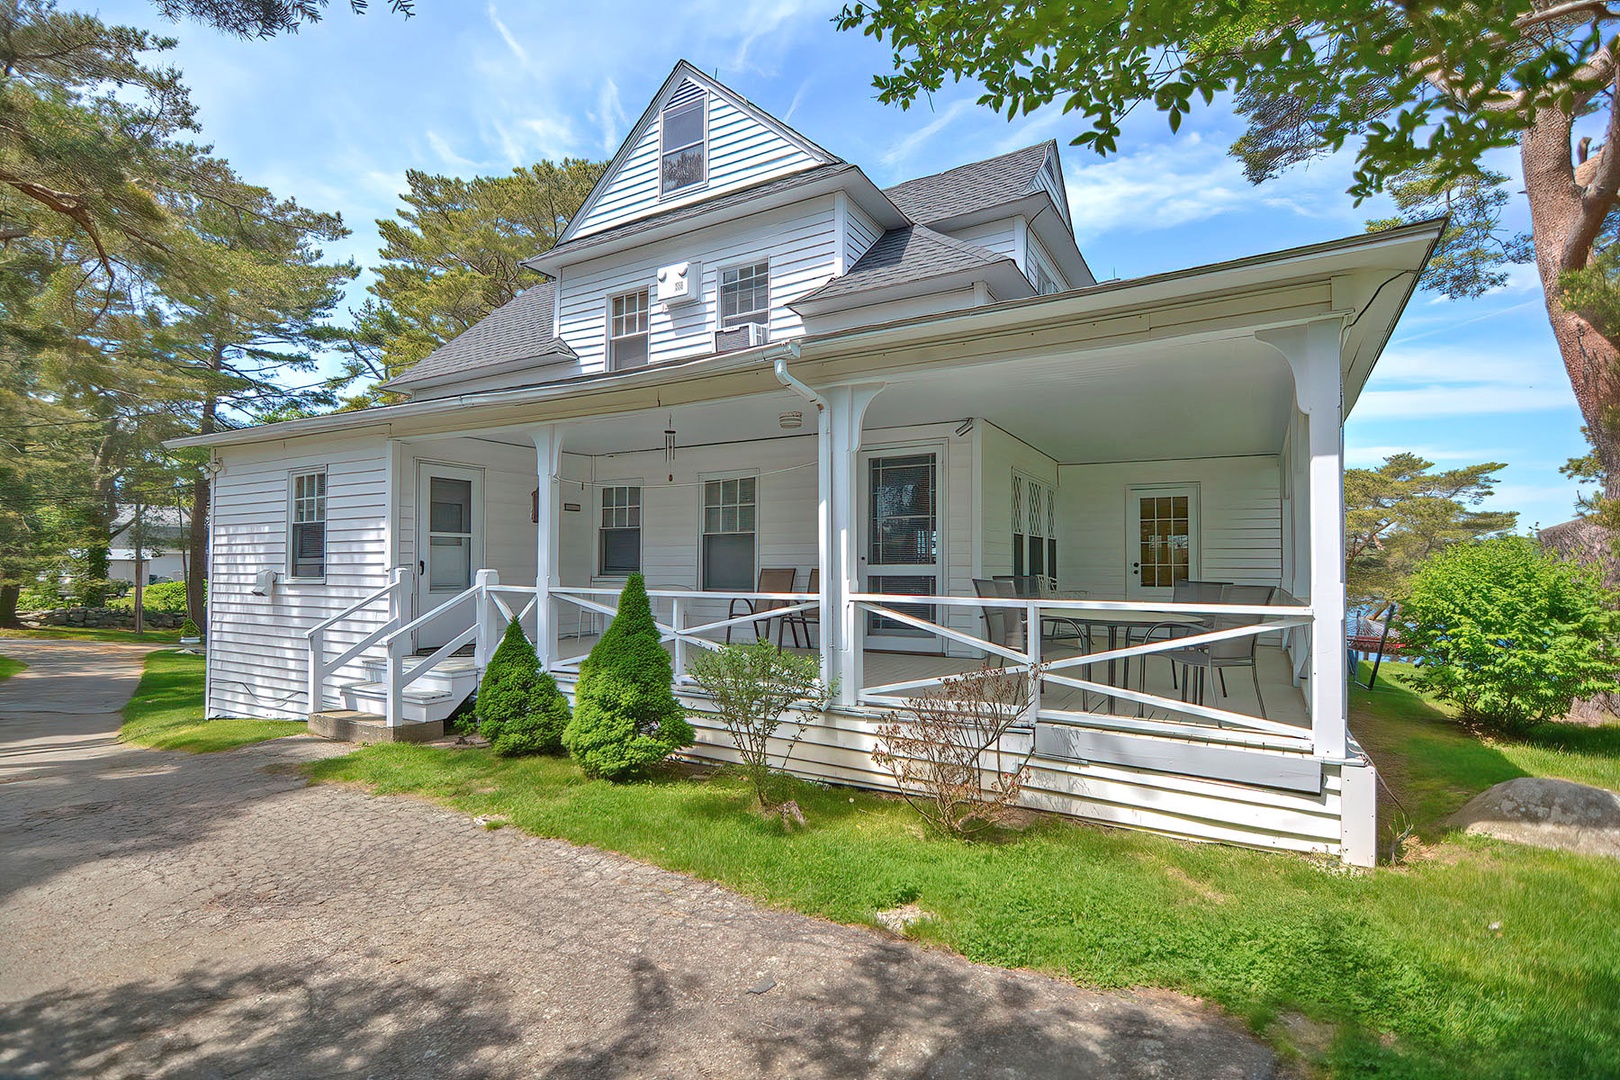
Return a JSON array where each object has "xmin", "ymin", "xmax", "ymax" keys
[
  {"xmin": 308, "ymin": 710, "xmax": 445, "ymax": 744},
  {"xmin": 357, "ymin": 656, "xmax": 480, "ymax": 695},
  {"xmin": 332, "ymin": 679, "xmax": 468, "ymax": 725}
]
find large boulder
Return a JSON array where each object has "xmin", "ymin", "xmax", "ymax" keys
[{"xmin": 1450, "ymin": 777, "xmax": 1620, "ymax": 858}]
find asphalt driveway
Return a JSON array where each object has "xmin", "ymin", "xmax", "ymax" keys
[{"xmin": 0, "ymin": 640, "xmax": 1276, "ymax": 1078}]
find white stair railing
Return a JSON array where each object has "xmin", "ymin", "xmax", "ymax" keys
[{"xmin": 304, "ymin": 566, "xmax": 411, "ymax": 716}]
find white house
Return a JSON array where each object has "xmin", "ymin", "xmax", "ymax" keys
[{"xmin": 168, "ymin": 62, "xmax": 1439, "ymax": 865}]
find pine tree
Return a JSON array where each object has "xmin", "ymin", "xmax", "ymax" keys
[
  {"xmin": 475, "ymin": 619, "xmax": 570, "ymax": 756},
  {"xmin": 562, "ymin": 574, "xmax": 693, "ymax": 780}
]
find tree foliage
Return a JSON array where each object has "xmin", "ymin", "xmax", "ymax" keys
[
  {"xmin": 1345, "ymin": 453, "xmax": 1517, "ymax": 603},
  {"xmin": 341, "ymin": 160, "xmax": 604, "ymax": 392},
  {"xmin": 686, "ymin": 639, "xmax": 829, "ymax": 807},
  {"xmin": 476, "ymin": 618, "xmax": 571, "ymax": 756},
  {"xmin": 563, "ymin": 574, "xmax": 693, "ymax": 780},
  {"xmin": 151, "ymin": 0, "xmax": 413, "ymax": 38},
  {"xmin": 1402, "ymin": 537, "xmax": 1619, "ymax": 732}
]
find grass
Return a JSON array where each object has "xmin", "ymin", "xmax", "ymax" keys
[
  {"xmin": 0, "ymin": 626, "xmax": 182, "ymax": 644},
  {"xmin": 0, "ymin": 656, "xmax": 25, "ymax": 681},
  {"xmin": 119, "ymin": 651, "xmax": 304, "ymax": 752}
]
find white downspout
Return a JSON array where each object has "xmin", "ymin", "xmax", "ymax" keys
[{"xmin": 764, "ymin": 341, "xmax": 834, "ymax": 687}]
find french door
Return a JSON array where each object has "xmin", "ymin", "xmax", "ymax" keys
[
  {"xmin": 862, "ymin": 449, "xmax": 942, "ymax": 653},
  {"xmin": 416, "ymin": 463, "xmax": 484, "ymax": 649},
  {"xmin": 1126, "ymin": 484, "xmax": 1198, "ymax": 601}
]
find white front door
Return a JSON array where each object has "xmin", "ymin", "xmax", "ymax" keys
[
  {"xmin": 861, "ymin": 448, "xmax": 943, "ymax": 653},
  {"xmin": 1126, "ymin": 484, "xmax": 1198, "ymax": 601},
  {"xmin": 416, "ymin": 463, "xmax": 484, "ymax": 649}
]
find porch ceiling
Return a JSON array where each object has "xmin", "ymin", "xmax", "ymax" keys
[
  {"xmin": 557, "ymin": 388, "xmax": 817, "ymax": 457},
  {"xmin": 861, "ymin": 335, "xmax": 1295, "ymax": 463}
]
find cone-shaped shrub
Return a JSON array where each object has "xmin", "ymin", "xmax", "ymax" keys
[
  {"xmin": 475, "ymin": 618, "xmax": 571, "ymax": 756},
  {"xmin": 563, "ymin": 573, "xmax": 693, "ymax": 779}
]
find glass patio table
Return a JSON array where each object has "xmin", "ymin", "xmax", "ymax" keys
[{"xmin": 1044, "ymin": 608, "xmax": 1208, "ymax": 713}]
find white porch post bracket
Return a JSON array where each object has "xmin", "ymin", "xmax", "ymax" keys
[
  {"xmin": 1258, "ymin": 320, "xmax": 1348, "ymax": 760},
  {"xmin": 474, "ymin": 569, "xmax": 500, "ymax": 669},
  {"xmin": 531, "ymin": 424, "xmax": 565, "ymax": 672},
  {"xmin": 823, "ymin": 382, "xmax": 884, "ymax": 707}
]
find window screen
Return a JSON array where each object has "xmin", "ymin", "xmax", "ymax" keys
[
  {"xmin": 290, "ymin": 470, "xmax": 326, "ymax": 578},
  {"xmin": 660, "ymin": 97, "xmax": 706, "ymax": 193},
  {"xmin": 701, "ymin": 477, "xmax": 756, "ymax": 591},
  {"xmin": 599, "ymin": 485, "xmax": 641, "ymax": 575},
  {"xmin": 720, "ymin": 262, "xmax": 770, "ymax": 328},
  {"xmin": 609, "ymin": 289, "xmax": 649, "ymax": 369}
]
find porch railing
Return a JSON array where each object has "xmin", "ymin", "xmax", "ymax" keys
[
  {"xmin": 549, "ymin": 586, "xmax": 818, "ymax": 683},
  {"xmin": 849, "ymin": 593, "xmax": 1315, "ymax": 750},
  {"xmin": 304, "ymin": 566, "xmax": 411, "ymax": 716}
]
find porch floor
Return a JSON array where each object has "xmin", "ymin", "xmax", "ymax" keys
[{"xmin": 554, "ymin": 634, "xmax": 1308, "ymax": 732}]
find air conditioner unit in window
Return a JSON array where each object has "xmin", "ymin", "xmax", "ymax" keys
[
  {"xmin": 655, "ymin": 260, "xmax": 701, "ymax": 305},
  {"xmin": 714, "ymin": 321, "xmax": 769, "ymax": 353}
]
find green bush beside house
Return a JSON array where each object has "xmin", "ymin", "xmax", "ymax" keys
[{"xmin": 475, "ymin": 619, "xmax": 571, "ymax": 755}]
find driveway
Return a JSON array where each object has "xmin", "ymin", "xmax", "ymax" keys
[{"xmin": 0, "ymin": 640, "xmax": 1276, "ymax": 1079}]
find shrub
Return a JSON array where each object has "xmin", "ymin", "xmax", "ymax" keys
[
  {"xmin": 109, "ymin": 580, "xmax": 199, "ymax": 615},
  {"xmin": 179, "ymin": 617, "xmax": 201, "ymax": 639},
  {"xmin": 873, "ymin": 664, "xmax": 1035, "ymax": 837},
  {"xmin": 475, "ymin": 619, "xmax": 571, "ymax": 756},
  {"xmin": 1401, "ymin": 536, "xmax": 1619, "ymax": 732},
  {"xmin": 563, "ymin": 573, "xmax": 693, "ymax": 779},
  {"xmin": 686, "ymin": 639, "xmax": 830, "ymax": 807}
]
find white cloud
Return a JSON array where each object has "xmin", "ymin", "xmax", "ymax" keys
[
  {"xmin": 1354, "ymin": 384, "xmax": 1574, "ymax": 420},
  {"xmin": 591, "ymin": 79, "xmax": 628, "ymax": 156},
  {"xmin": 425, "ymin": 131, "xmax": 475, "ymax": 169},
  {"xmin": 486, "ymin": 3, "xmax": 528, "ymax": 65},
  {"xmin": 1343, "ymin": 444, "xmax": 1514, "ymax": 467},
  {"xmin": 879, "ymin": 99, "xmax": 974, "ymax": 169}
]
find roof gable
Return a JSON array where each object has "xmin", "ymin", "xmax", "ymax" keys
[
  {"xmin": 883, "ymin": 142, "xmax": 1059, "ymax": 225},
  {"xmin": 384, "ymin": 281, "xmax": 572, "ymax": 390},
  {"xmin": 562, "ymin": 61, "xmax": 839, "ymax": 243}
]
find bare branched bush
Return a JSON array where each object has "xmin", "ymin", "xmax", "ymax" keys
[
  {"xmin": 872, "ymin": 664, "xmax": 1036, "ymax": 837},
  {"xmin": 687, "ymin": 639, "xmax": 830, "ymax": 808}
]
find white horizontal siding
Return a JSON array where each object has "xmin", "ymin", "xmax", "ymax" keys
[
  {"xmin": 572, "ymin": 79, "xmax": 821, "ymax": 240},
  {"xmin": 1055, "ymin": 455, "xmax": 1284, "ymax": 598},
  {"xmin": 558, "ymin": 197, "xmax": 839, "ymax": 372},
  {"xmin": 206, "ymin": 436, "xmax": 393, "ymax": 720},
  {"xmin": 1027, "ymin": 234, "xmax": 1062, "ymax": 291},
  {"xmin": 398, "ymin": 437, "xmax": 539, "ymax": 607},
  {"xmin": 846, "ymin": 201, "xmax": 882, "ymax": 265},
  {"xmin": 947, "ymin": 218, "xmax": 1018, "ymax": 260},
  {"xmin": 978, "ymin": 421, "xmax": 1059, "ymax": 580}
]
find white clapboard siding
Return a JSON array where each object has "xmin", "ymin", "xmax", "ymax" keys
[
  {"xmin": 947, "ymin": 218, "xmax": 1019, "ymax": 260},
  {"xmin": 1027, "ymin": 234, "xmax": 1063, "ymax": 290},
  {"xmin": 846, "ymin": 201, "xmax": 883, "ymax": 267},
  {"xmin": 1033, "ymin": 146, "xmax": 1069, "ymax": 226},
  {"xmin": 558, "ymin": 196, "xmax": 839, "ymax": 373},
  {"xmin": 1056, "ymin": 455, "xmax": 1283, "ymax": 597},
  {"xmin": 206, "ymin": 436, "xmax": 393, "ymax": 720},
  {"xmin": 571, "ymin": 77, "xmax": 823, "ymax": 240},
  {"xmin": 396, "ymin": 438, "xmax": 539, "ymax": 600},
  {"xmin": 978, "ymin": 421, "xmax": 1060, "ymax": 580}
]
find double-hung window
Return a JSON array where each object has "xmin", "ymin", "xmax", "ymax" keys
[
  {"xmin": 701, "ymin": 476, "xmax": 756, "ymax": 591},
  {"xmin": 289, "ymin": 469, "xmax": 327, "ymax": 579},
  {"xmin": 609, "ymin": 289, "xmax": 649, "ymax": 370},
  {"xmin": 660, "ymin": 96, "xmax": 706, "ymax": 194},
  {"xmin": 719, "ymin": 262, "xmax": 770, "ymax": 329},
  {"xmin": 599, "ymin": 485, "xmax": 641, "ymax": 575}
]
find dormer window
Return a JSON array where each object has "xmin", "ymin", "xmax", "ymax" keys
[
  {"xmin": 609, "ymin": 289, "xmax": 649, "ymax": 369},
  {"xmin": 720, "ymin": 261, "xmax": 769, "ymax": 328},
  {"xmin": 660, "ymin": 95, "xmax": 707, "ymax": 195}
]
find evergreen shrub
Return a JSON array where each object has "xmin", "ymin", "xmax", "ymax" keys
[{"xmin": 475, "ymin": 618, "xmax": 571, "ymax": 755}]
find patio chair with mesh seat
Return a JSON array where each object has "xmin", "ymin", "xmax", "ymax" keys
[{"xmin": 726, "ymin": 567, "xmax": 799, "ymax": 645}]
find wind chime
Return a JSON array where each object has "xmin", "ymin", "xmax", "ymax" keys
[{"xmin": 664, "ymin": 413, "xmax": 677, "ymax": 482}]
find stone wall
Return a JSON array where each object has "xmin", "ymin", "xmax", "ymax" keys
[{"xmin": 18, "ymin": 607, "xmax": 186, "ymax": 631}]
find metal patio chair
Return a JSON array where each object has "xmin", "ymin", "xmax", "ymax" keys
[{"xmin": 727, "ymin": 567, "xmax": 799, "ymax": 645}]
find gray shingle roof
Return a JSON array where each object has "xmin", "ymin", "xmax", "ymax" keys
[
  {"xmin": 386, "ymin": 281, "xmax": 572, "ymax": 388},
  {"xmin": 796, "ymin": 225, "xmax": 1008, "ymax": 302},
  {"xmin": 532, "ymin": 164, "xmax": 855, "ymax": 266},
  {"xmin": 882, "ymin": 143, "xmax": 1051, "ymax": 224}
]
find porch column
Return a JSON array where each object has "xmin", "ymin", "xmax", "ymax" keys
[
  {"xmin": 1262, "ymin": 321, "xmax": 1347, "ymax": 759},
  {"xmin": 531, "ymin": 424, "xmax": 564, "ymax": 671},
  {"xmin": 823, "ymin": 384, "xmax": 883, "ymax": 708}
]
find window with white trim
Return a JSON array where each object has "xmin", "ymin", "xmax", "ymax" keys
[
  {"xmin": 701, "ymin": 476, "xmax": 756, "ymax": 591},
  {"xmin": 720, "ymin": 261, "xmax": 770, "ymax": 329},
  {"xmin": 660, "ymin": 96, "xmax": 706, "ymax": 194},
  {"xmin": 599, "ymin": 485, "xmax": 641, "ymax": 575},
  {"xmin": 289, "ymin": 469, "xmax": 327, "ymax": 579},
  {"xmin": 608, "ymin": 289, "xmax": 649, "ymax": 370}
]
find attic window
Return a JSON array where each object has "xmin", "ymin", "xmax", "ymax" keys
[{"xmin": 660, "ymin": 96, "xmax": 706, "ymax": 194}]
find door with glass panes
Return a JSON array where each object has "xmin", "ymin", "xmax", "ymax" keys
[
  {"xmin": 862, "ymin": 449, "xmax": 942, "ymax": 653},
  {"xmin": 415, "ymin": 463, "xmax": 484, "ymax": 649},
  {"xmin": 1126, "ymin": 484, "xmax": 1198, "ymax": 601}
]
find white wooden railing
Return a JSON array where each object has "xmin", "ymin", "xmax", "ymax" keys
[
  {"xmin": 849, "ymin": 593, "xmax": 1315, "ymax": 750},
  {"xmin": 304, "ymin": 566, "xmax": 411, "ymax": 717},
  {"xmin": 549, "ymin": 586, "xmax": 818, "ymax": 684}
]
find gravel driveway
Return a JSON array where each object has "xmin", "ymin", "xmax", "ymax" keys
[{"xmin": 0, "ymin": 640, "xmax": 1276, "ymax": 1079}]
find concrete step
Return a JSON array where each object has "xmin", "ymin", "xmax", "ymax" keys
[
  {"xmin": 308, "ymin": 710, "xmax": 445, "ymax": 744},
  {"xmin": 333, "ymin": 680, "xmax": 468, "ymax": 725}
]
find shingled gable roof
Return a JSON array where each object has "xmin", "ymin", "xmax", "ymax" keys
[
  {"xmin": 882, "ymin": 142, "xmax": 1056, "ymax": 225},
  {"xmin": 384, "ymin": 281, "xmax": 572, "ymax": 389},
  {"xmin": 796, "ymin": 226, "xmax": 1014, "ymax": 304}
]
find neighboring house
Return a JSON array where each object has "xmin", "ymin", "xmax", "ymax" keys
[
  {"xmin": 167, "ymin": 62, "xmax": 1440, "ymax": 865},
  {"xmin": 108, "ymin": 549, "xmax": 187, "ymax": 586}
]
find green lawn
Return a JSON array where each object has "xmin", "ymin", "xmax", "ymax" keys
[
  {"xmin": 120, "ymin": 651, "xmax": 305, "ymax": 752},
  {"xmin": 298, "ymin": 671, "xmax": 1620, "ymax": 1080},
  {"xmin": 0, "ymin": 626, "xmax": 182, "ymax": 644},
  {"xmin": 0, "ymin": 655, "xmax": 25, "ymax": 681}
]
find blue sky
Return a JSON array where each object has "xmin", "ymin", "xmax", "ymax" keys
[{"xmin": 97, "ymin": 0, "xmax": 1587, "ymax": 529}]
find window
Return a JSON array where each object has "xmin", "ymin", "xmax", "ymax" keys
[
  {"xmin": 609, "ymin": 289, "xmax": 649, "ymax": 369},
  {"xmin": 701, "ymin": 476, "xmax": 756, "ymax": 591},
  {"xmin": 599, "ymin": 485, "xmax": 641, "ymax": 575},
  {"xmin": 1031, "ymin": 262, "xmax": 1059, "ymax": 296},
  {"xmin": 289, "ymin": 469, "xmax": 326, "ymax": 579},
  {"xmin": 720, "ymin": 261, "xmax": 770, "ymax": 328},
  {"xmin": 1012, "ymin": 473, "xmax": 1057, "ymax": 583},
  {"xmin": 660, "ymin": 96, "xmax": 706, "ymax": 194}
]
